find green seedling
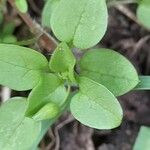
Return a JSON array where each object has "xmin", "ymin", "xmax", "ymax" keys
[
  {"xmin": 133, "ymin": 126, "xmax": 150, "ymax": 150},
  {"xmin": 137, "ymin": 0, "xmax": 150, "ymax": 29},
  {"xmin": 0, "ymin": 0, "xmax": 149, "ymax": 149},
  {"xmin": 0, "ymin": 21, "xmax": 17, "ymax": 44},
  {"xmin": 15, "ymin": 0, "xmax": 28, "ymax": 13}
]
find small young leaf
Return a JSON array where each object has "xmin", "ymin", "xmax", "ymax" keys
[
  {"xmin": 137, "ymin": 0, "xmax": 150, "ymax": 29},
  {"xmin": 32, "ymin": 102, "xmax": 59, "ymax": 121},
  {"xmin": 0, "ymin": 44, "xmax": 49, "ymax": 91},
  {"xmin": 15, "ymin": 0, "xmax": 28, "ymax": 13},
  {"xmin": 2, "ymin": 22, "xmax": 16, "ymax": 35},
  {"xmin": 49, "ymin": 42, "xmax": 76, "ymax": 81},
  {"xmin": 42, "ymin": 0, "xmax": 60, "ymax": 27},
  {"xmin": 26, "ymin": 73, "xmax": 69, "ymax": 116},
  {"xmin": 70, "ymin": 77, "xmax": 123, "ymax": 129},
  {"xmin": 133, "ymin": 126, "xmax": 150, "ymax": 150},
  {"xmin": 79, "ymin": 49, "xmax": 139, "ymax": 96},
  {"xmin": 31, "ymin": 101, "xmax": 70, "ymax": 149},
  {"xmin": 50, "ymin": 0, "xmax": 108, "ymax": 49},
  {"xmin": 0, "ymin": 97, "xmax": 41, "ymax": 150},
  {"xmin": 136, "ymin": 76, "xmax": 150, "ymax": 90},
  {"xmin": 2, "ymin": 35, "xmax": 17, "ymax": 44}
]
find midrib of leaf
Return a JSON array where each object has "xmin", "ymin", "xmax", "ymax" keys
[
  {"xmin": 0, "ymin": 59, "xmax": 46, "ymax": 72},
  {"xmin": 72, "ymin": 0, "xmax": 89, "ymax": 42},
  {"xmin": 81, "ymin": 68, "xmax": 139, "ymax": 83},
  {"xmin": 80, "ymin": 85, "xmax": 121, "ymax": 123}
]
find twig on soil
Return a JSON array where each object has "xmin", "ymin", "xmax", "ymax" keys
[
  {"xmin": 45, "ymin": 129, "xmax": 56, "ymax": 150},
  {"xmin": 54, "ymin": 115, "xmax": 75, "ymax": 150},
  {"xmin": 8, "ymin": 0, "xmax": 58, "ymax": 52},
  {"xmin": 115, "ymin": 5, "xmax": 140, "ymax": 25},
  {"xmin": 132, "ymin": 35, "xmax": 150, "ymax": 56},
  {"xmin": 28, "ymin": 0, "xmax": 41, "ymax": 15},
  {"xmin": 115, "ymin": 5, "xmax": 150, "ymax": 32}
]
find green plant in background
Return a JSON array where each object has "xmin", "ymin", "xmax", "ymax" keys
[
  {"xmin": 0, "ymin": 0, "xmax": 149, "ymax": 149},
  {"xmin": 15, "ymin": 0, "xmax": 28, "ymax": 13},
  {"xmin": 105, "ymin": 0, "xmax": 150, "ymax": 29},
  {"xmin": 133, "ymin": 126, "xmax": 150, "ymax": 150},
  {"xmin": 137, "ymin": 0, "xmax": 150, "ymax": 29},
  {"xmin": 0, "ymin": 8, "xmax": 17, "ymax": 43},
  {"xmin": 0, "ymin": 22, "xmax": 17, "ymax": 44}
]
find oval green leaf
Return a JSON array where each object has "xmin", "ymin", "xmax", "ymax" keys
[
  {"xmin": 2, "ymin": 35, "xmax": 17, "ymax": 44},
  {"xmin": 137, "ymin": 0, "xmax": 150, "ymax": 29},
  {"xmin": 133, "ymin": 126, "xmax": 150, "ymax": 150},
  {"xmin": 0, "ymin": 97, "xmax": 41, "ymax": 150},
  {"xmin": 26, "ymin": 73, "xmax": 69, "ymax": 116},
  {"xmin": 136, "ymin": 76, "xmax": 150, "ymax": 90},
  {"xmin": 0, "ymin": 44, "xmax": 49, "ymax": 91},
  {"xmin": 79, "ymin": 49, "xmax": 139, "ymax": 96},
  {"xmin": 3, "ymin": 22, "xmax": 16, "ymax": 35},
  {"xmin": 70, "ymin": 77, "xmax": 123, "ymax": 129},
  {"xmin": 49, "ymin": 42, "xmax": 76, "ymax": 81},
  {"xmin": 50, "ymin": 0, "xmax": 108, "ymax": 49},
  {"xmin": 15, "ymin": 0, "xmax": 28, "ymax": 13},
  {"xmin": 42, "ymin": 0, "xmax": 61, "ymax": 27}
]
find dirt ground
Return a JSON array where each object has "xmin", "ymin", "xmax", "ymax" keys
[{"xmin": 0, "ymin": 1, "xmax": 150, "ymax": 150}]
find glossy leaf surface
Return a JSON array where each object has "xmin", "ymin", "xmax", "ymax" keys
[
  {"xmin": 0, "ymin": 44, "xmax": 49, "ymax": 91},
  {"xmin": 79, "ymin": 49, "xmax": 139, "ymax": 96},
  {"xmin": 49, "ymin": 42, "xmax": 76, "ymax": 81},
  {"xmin": 42, "ymin": 0, "xmax": 60, "ymax": 27},
  {"xmin": 133, "ymin": 126, "xmax": 150, "ymax": 150},
  {"xmin": 51, "ymin": 0, "xmax": 108, "ymax": 49},
  {"xmin": 70, "ymin": 77, "xmax": 123, "ymax": 129},
  {"xmin": 26, "ymin": 73, "xmax": 69, "ymax": 116},
  {"xmin": 0, "ymin": 97, "xmax": 41, "ymax": 150}
]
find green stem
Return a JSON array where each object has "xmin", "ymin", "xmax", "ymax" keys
[{"xmin": 136, "ymin": 76, "xmax": 150, "ymax": 90}]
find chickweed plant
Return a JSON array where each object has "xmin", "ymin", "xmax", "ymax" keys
[{"xmin": 0, "ymin": 0, "xmax": 149, "ymax": 149}]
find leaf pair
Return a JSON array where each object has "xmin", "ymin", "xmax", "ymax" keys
[
  {"xmin": 25, "ymin": 41, "xmax": 76, "ymax": 119},
  {"xmin": 79, "ymin": 49, "xmax": 139, "ymax": 96},
  {"xmin": 26, "ymin": 42, "xmax": 76, "ymax": 118},
  {"xmin": 0, "ymin": 43, "xmax": 74, "ymax": 116},
  {"xmin": 0, "ymin": 43, "xmax": 73, "ymax": 149},
  {"xmin": 70, "ymin": 48, "xmax": 139, "ymax": 129},
  {"xmin": 42, "ymin": 0, "xmax": 108, "ymax": 49}
]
